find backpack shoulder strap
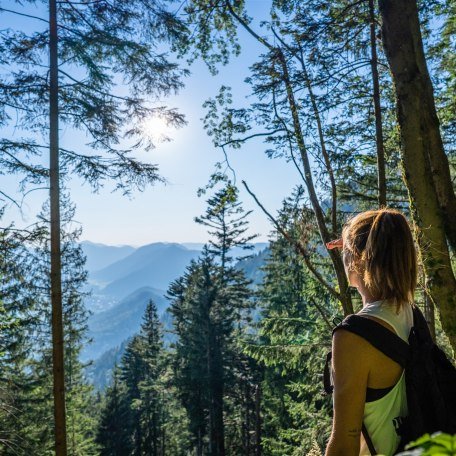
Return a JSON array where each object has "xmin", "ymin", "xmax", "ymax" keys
[
  {"xmin": 334, "ymin": 314, "xmax": 410, "ymax": 367},
  {"xmin": 411, "ymin": 305, "xmax": 433, "ymax": 343}
]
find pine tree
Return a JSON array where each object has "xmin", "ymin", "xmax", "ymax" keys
[
  {"xmin": 137, "ymin": 300, "xmax": 166, "ymax": 456},
  {"xmin": 168, "ymin": 254, "xmax": 215, "ymax": 455},
  {"xmin": 167, "ymin": 179, "xmax": 259, "ymax": 455},
  {"xmin": 97, "ymin": 367, "xmax": 133, "ymax": 456},
  {"xmin": 1, "ymin": 4, "xmax": 187, "ymax": 451},
  {"xmin": 244, "ymin": 192, "xmax": 336, "ymax": 454},
  {"xmin": 0, "ymin": 194, "xmax": 99, "ymax": 455},
  {"xmin": 98, "ymin": 299, "xmax": 168, "ymax": 456}
]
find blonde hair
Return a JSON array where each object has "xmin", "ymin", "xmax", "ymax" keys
[{"xmin": 342, "ymin": 208, "xmax": 417, "ymax": 311}]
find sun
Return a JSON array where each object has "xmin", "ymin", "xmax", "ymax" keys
[{"xmin": 140, "ymin": 115, "xmax": 172, "ymax": 143}]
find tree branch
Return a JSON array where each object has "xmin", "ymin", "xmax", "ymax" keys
[{"xmin": 242, "ymin": 180, "xmax": 340, "ymax": 300}]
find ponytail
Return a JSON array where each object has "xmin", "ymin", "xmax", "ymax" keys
[{"xmin": 342, "ymin": 209, "xmax": 417, "ymax": 311}]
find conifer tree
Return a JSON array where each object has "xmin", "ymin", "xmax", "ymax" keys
[
  {"xmin": 0, "ymin": 194, "xmax": 99, "ymax": 455},
  {"xmin": 168, "ymin": 253, "xmax": 215, "ymax": 455},
  {"xmin": 245, "ymin": 192, "xmax": 335, "ymax": 454},
  {"xmin": 98, "ymin": 299, "xmax": 167, "ymax": 455},
  {"xmin": 97, "ymin": 367, "xmax": 133, "ymax": 456},
  {"xmin": 167, "ymin": 179, "xmax": 259, "ymax": 455},
  {"xmin": 137, "ymin": 299, "xmax": 165, "ymax": 456},
  {"xmin": 1, "ymin": 3, "xmax": 187, "ymax": 451}
]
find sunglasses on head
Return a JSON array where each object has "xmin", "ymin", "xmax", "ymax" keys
[{"xmin": 326, "ymin": 238, "xmax": 343, "ymax": 250}]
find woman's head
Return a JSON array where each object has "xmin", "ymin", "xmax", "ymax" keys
[{"xmin": 341, "ymin": 208, "xmax": 417, "ymax": 308}]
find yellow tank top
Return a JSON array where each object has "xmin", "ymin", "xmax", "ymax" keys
[{"xmin": 357, "ymin": 300, "xmax": 413, "ymax": 456}]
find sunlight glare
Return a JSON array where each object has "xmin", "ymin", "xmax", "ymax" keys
[{"xmin": 140, "ymin": 115, "xmax": 173, "ymax": 143}]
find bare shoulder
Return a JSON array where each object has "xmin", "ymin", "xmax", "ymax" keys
[
  {"xmin": 333, "ymin": 328, "xmax": 372, "ymax": 353},
  {"xmin": 332, "ymin": 328, "xmax": 374, "ymax": 370}
]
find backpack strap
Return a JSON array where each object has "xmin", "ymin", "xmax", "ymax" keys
[
  {"xmin": 411, "ymin": 305, "xmax": 433, "ymax": 343},
  {"xmin": 334, "ymin": 315, "xmax": 410, "ymax": 368},
  {"xmin": 362, "ymin": 422, "xmax": 377, "ymax": 455},
  {"xmin": 323, "ymin": 351, "xmax": 333, "ymax": 394}
]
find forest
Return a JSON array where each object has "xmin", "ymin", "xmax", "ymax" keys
[{"xmin": 0, "ymin": 0, "xmax": 455, "ymax": 455}]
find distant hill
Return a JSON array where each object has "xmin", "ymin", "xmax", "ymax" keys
[
  {"xmin": 91, "ymin": 243, "xmax": 201, "ymax": 300},
  {"xmin": 181, "ymin": 242, "xmax": 269, "ymax": 258},
  {"xmin": 82, "ymin": 286, "xmax": 168, "ymax": 362},
  {"xmin": 84, "ymin": 247, "xmax": 270, "ymax": 389},
  {"xmin": 85, "ymin": 340, "xmax": 129, "ymax": 391},
  {"xmin": 236, "ymin": 248, "xmax": 270, "ymax": 286},
  {"xmin": 81, "ymin": 241, "xmax": 270, "ymax": 387},
  {"xmin": 80, "ymin": 241, "xmax": 135, "ymax": 273}
]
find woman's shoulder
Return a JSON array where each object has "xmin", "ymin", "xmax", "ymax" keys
[{"xmin": 332, "ymin": 326, "xmax": 376, "ymax": 359}]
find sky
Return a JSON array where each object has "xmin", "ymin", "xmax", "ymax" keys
[{"xmin": 1, "ymin": 1, "xmax": 302, "ymax": 247}]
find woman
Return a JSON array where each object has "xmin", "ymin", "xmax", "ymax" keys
[{"xmin": 324, "ymin": 208, "xmax": 417, "ymax": 456}]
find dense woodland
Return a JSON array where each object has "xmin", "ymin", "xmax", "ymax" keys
[{"xmin": 0, "ymin": 0, "xmax": 455, "ymax": 455}]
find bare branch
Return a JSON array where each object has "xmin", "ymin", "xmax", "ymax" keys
[{"xmin": 242, "ymin": 180, "xmax": 340, "ymax": 300}]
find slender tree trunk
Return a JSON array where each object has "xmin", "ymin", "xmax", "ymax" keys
[
  {"xmin": 161, "ymin": 393, "xmax": 165, "ymax": 456},
  {"xmin": 254, "ymin": 384, "xmax": 261, "ymax": 456},
  {"xmin": 197, "ymin": 427, "xmax": 203, "ymax": 456},
  {"xmin": 226, "ymin": 2, "xmax": 354, "ymax": 316},
  {"xmin": 245, "ymin": 382, "xmax": 251, "ymax": 455},
  {"xmin": 369, "ymin": 0, "xmax": 387, "ymax": 208},
  {"xmin": 379, "ymin": 0, "xmax": 456, "ymax": 350},
  {"xmin": 49, "ymin": 1, "xmax": 67, "ymax": 455},
  {"xmin": 297, "ymin": 50, "xmax": 338, "ymax": 236},
  {"xmin": 278, "ymin": 50, "xmax": 354, "ymax": 316},
  {"xmin": 208, "ymin": 330, "xmax": 225, "ymax": 456}
]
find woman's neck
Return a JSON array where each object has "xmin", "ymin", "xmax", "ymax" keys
[{"xmin": 357, "ymin": 282, "xmax": 382, "ymax": 308}]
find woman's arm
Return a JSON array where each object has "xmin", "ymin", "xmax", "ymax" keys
[{"xmin": 325, "ymin": 329, "xmax": 370, "ymax": 456}]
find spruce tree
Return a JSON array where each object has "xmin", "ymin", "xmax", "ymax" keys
[
  {"xmin": 98, "ymin": 298, "xmax": 167, "ymax": 456},
  {"xmin": 97, "ymin": 367, "xmax": 133, "ymax": 456},
  {"xmin": 0, "ymin": 194, "xmax": 99, "ymax": 455},
  {"xmin": 167, "ymin": 179, "xmax": 259, "ymax": 455},
  {"xmin": 137, "ymin": 299, "xmax": 165, "ymax": 456},
  {"xmin": 1, "ymin": 4, "xmax": 187, "ymax": 451},
  {"xmin": 168, "ymin": 254, "xmax": 215, "ymax": 455}
]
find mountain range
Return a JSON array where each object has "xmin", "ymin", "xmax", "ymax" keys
[{"xmin": 80, "ymin": 241, "xmax": 269, "ymax": 385}]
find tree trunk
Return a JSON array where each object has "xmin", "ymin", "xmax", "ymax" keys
[
  {"xmin": 379, "ymin": 0, "xmax": 456, "ymax": 251},
  {"xmin": 278, "ymin": 50, "xmax": 354, "ymax": 316},
  {"xmin": 379, "ymin": 0, "xmax": 456, "ymax": 350},
  {"xmin": 208, "ymin": 330, "xmax": 225, "ymax": 456},
  {"xmin": 297, "ymin": 50, "xmax": 338, "ymax": 236},
  {"xmin": 245, "ymin": 382, "xmax": 251, "ymax": 455},
  {"xmin": 49, "ymin": 1, "xmax": 67, "ymax": 455},
  {"xmin": 197, "ymin": 427, "xmax": 203, "ymax": 456},
  {"xmin": 369, "ymin": 0, "xmax": 387, "ymax": 208},
  {"xmin": 254, "ymin": 384, "xmax": 261, "ymax": 456}
]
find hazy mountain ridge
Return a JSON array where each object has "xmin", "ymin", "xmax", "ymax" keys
[
  {"xmin": 82, "ymin": 286, "xmax": 167, "ymax": 362},
  {"xmin": 81, "ymin": 241, "xmax": 269, "ymax": 388},
  {"xmin": 80, "ymin": 241, "xmax": 135, "ymax": 273},
  {"xmin": 92, "ymin": 243, "xmax": 201, "ymax": 299}
]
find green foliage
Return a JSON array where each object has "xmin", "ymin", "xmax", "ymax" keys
[
  {"xmin": 242, "ymin": 192, "xmax": 336, "ymax": 455},
  {"xmin": 0, "ymin": 194, "xmax": 99, "ymax": 455},
  {"xmin": 167, "ymin": 180, "xmax": 261, "ymax": 455},
  {"xmin": 97, "ymin": 298, "xmax": 174, "ymax": 455},
  {"xmin": 397, "ymin": 432, "xmax": 456, "ymax": 455},
  {"xmin": 0, "ymin": 0, "xmax": 188, "ymax": 209}
]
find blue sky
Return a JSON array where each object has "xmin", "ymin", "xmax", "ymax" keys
[{"xmin": 1, "ymin": 1, "xmax": 302, "ymax": 246}]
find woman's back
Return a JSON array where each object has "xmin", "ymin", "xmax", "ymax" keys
[
  {"xmin": 356, "ymin": 299, "xmax": 414, "ymax": 455},
  {"xmin": 324, "ymin": 209, "xmax": 419, "ymax": 456}
]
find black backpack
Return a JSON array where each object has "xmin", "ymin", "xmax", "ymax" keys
[{"xmin": 323, "ymin": 305, "xmax": 456, "ymax": 454}]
